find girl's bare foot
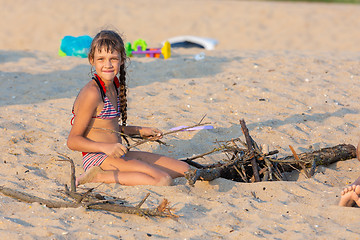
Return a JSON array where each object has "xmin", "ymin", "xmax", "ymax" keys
[
  {"xmin": 76, "ymin": 166, "xmax": 104, "ymax": 186},
  {"xmin": 339, "ymin": 185, "xmax": 360, "ymax": 207}
]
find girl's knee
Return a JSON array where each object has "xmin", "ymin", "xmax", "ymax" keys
[{"xmin": 156, "ymin": 174, "xmax": 173, "ymax": 186}]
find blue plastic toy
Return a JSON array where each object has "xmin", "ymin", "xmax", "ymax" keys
[{"xmin": 59, "ymin": 35, "xmax": 92, "ymax": 58}]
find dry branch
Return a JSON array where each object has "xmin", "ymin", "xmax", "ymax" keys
[
  {"xmin": 0, "ymin": 186, "xmax": 177, "ymax": 218},
  {"xmin": 289, "ymin": 145, "xmax": 311, "ymax": 178},
  {"xmin": 56, "ymin": 152, "xmax": 77, "ymax": 192},
  {"xmin": 129, "ymin": 122, "xmax": 212, "ymax": 150},
  {"xmin": 0, "ymin": 186, "xmax": 77, "ymax": 208},
  {"xmin": 240, "ymin": 119, "xmax": 260, "ymax": 182},
  {"xmin": 87, "ymin": 199, "xmax": 177, "ymax": 218}
]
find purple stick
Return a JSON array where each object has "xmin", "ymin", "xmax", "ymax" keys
[{"xmin": 132, "ymin": 46, "xmax": 161, "ymax": 55}]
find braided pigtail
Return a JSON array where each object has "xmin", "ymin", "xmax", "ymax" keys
[
  {"xmin": 119, "ymin": 64, "xmax": 128, "ymax": 126},
  {"xmin": 119, "ymin": 64, "xmax": 130, "ymax": 146}
]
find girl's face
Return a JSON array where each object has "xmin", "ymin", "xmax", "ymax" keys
[{"xmin": 91, "ymin": 47, "xmax": 122, "ymax": 82}]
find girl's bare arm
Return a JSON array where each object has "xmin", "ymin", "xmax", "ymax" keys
[
  {"xmin": 67, "ymin": 85, "xmax": 127, "ymax": 157},
  {"xmin": 121, "ymin": 125, "xmax": 163, "ymax": 140}
]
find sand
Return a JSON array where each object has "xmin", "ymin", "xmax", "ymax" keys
[{"xmin": 1, "ymin": 0, "xmax": 360, "ymax": 239}]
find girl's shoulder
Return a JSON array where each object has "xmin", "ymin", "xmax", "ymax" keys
[
  {"xmin": 75, "ymin": 81, "xmax": 102, "ymax": 108},
  {"xmin": 78, "ymin": 81, "xmax": 102, "ymax": 100}
]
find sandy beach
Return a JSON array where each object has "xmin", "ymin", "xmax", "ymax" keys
[{"xmin": 1, "ymin": 0, "xmax": 360, "ymax": 239}]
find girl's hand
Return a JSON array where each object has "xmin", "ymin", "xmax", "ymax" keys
[
  {"xmin": 103, "ymin": 143, "xmax": 128, "ymax": 158},
  {"xmin": 139, "ymin": 127, "xmax": 163, "ymax": 140}
]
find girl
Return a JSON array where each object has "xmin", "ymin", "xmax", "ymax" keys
[{"xmin": 67, "ymin": 30, "xmax": 190, "ymax": 186}]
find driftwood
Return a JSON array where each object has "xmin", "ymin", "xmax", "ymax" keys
[
  {"xmin": 276, "ymin": 144, "xmax": 356, "ymax": 172},
  {"xmin": 184, "ymin": 119, "xmax": 356, "ymax": 185}
]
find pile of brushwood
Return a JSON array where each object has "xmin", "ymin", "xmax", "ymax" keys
[{"xmin": 183, "ymin": 119, "xmax": 356, "ymax": 185}]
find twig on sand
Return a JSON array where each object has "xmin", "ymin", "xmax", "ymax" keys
[
  {"xmin": 56, "ymin": 152, "xmax": 77, "ymax": 192},
  {"xmin": 179, "ymin": 146, "xmax": 226, "ymax": 165},
  {"xmin": 129, "ymin": 122, "xmax": 212, "ymax": 150},
  {"xmin": 289, "ymin": 145, "xmax": 311, "ymax": 179},
  {"xmin": 240, "ymin": 119, "xmax": 261, "ymax": 182}
]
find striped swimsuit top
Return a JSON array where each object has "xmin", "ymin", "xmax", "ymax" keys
[
  {"xmin": 71, "ymin": 74, "xmax": 121, "ymax": 124},
  {"xmin": 95, "ymin": 95, "xmax": 120, "ymax": 119}
]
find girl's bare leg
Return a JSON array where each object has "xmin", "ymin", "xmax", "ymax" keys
[
  {"xmin": 76, "ymin": 151, "xmax": 189, "ymax": 186},
  {"xmin": 76, "ymin": 165, "xmax": 171, "ymax": 186},
  {"xmin": 99, "ymin": 156, "xmax": 174, "ymax": 186},
  {"xmin": 88, "ymin": 169, "xmax": 172, "ymax": 186},
  {"xmin": 123, "ymin": 151, "xmax": 190, "ymax": 178}
]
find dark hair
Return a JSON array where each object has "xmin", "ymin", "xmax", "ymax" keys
[{"xmin": 88, "ymin": 30, "xmax": 128, "ymax": 126}]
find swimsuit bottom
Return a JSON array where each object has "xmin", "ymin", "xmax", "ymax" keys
[{"xmin": 82, "ymin": 152, "xmax": 108, "ymax": 172}]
